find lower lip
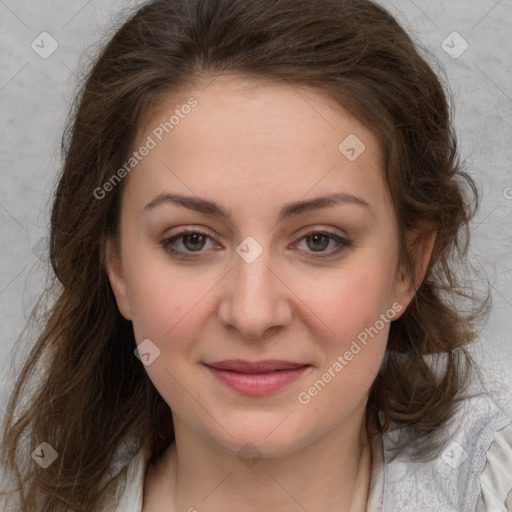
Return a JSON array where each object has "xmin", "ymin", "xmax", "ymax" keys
[{"xmin": 205, "ymin": 365, "xmax": 310, "ymax": 395}]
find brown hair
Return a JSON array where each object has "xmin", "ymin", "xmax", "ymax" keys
[{"xmin": 0, "ymin": 0, "xmax": 489, "ymax": 510}]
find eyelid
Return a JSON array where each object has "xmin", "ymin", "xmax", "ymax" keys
[
  {"xmin": 293, "ymin": 224, "xmax": 349, "ymax": 239},
  {"xmin": 163, "ymin": 226, "xmax": 222, "ymax": 246}
]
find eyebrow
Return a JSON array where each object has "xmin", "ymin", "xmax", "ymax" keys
[{"xmin": 143, "ymin": 191, "xmax": 372, "ymax": 223}]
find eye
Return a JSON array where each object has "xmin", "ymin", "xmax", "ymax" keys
[
  {"xmin": 293, "ymin": 231, "xmax": 352, "ymax": 259},
  {"xmin": 160, "ymin": 228, "xmax": 352, "ymax": 260},
  {"xmin": 161, "ymin": 229, "xmax": 220, "ymax": 259}
]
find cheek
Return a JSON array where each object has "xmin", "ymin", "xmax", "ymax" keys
[
  {"xmin": 305, "ymin": 265, "xmax": 396, "ymax": 342},
  {"xmin": 297, "ymin": 260, "xmax": 395, "ymax": 399},
  {"xmin": 119, "ymin": 242, "xmax": 167, "ymax": 334},
  {"xmin": 297, "ymin": 335, "xmax": 386, "ymax": 428},
  {"xmin": 125, "ymin": 252, "xmax": 216, "ymax": 345},
  {"xmin": 298, "ymin": 272, "xmax": 390, "ymax": 415}
]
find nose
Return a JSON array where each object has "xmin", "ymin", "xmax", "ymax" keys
[{"xmin": 217, "ymin": 242, "xmax": 293, "ymax": 340}]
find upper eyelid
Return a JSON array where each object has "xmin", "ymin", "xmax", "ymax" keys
[
  {"xmin": 164, "ymin": 227, "xmax": 349, "ymax": 249},
  {"xmin": 165, "ymin": 224, "xmax": 348, "ymax": 239}
]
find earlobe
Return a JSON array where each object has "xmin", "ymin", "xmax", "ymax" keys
[{"xmin": 103, "ymin": 236, "xmax": 133, "ymax": 321}]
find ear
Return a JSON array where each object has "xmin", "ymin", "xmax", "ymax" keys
[
  {"xmin": 103, "ymin": 235, "xmax": 133, "ymax": 321},
  {"xmin": 392, "ymin": 222, "xmax": 437, "ymax": 316}
]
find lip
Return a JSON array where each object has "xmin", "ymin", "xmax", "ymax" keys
[{"xmin": 204, "ymin": 359, "xmax": 311, "ymax": 395}]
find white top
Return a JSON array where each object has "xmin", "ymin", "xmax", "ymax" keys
[
  {"xmin": 1, "ymin": 393, "xmax": 511, "ymax": 511},
  {"xmin": 101, "ymin": 393, "xmax": 512, "ymax": 512}
]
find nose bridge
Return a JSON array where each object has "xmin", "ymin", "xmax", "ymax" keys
[{"xmin": 219, "ymin": 235, "xmax": 292, "ymax": 338}]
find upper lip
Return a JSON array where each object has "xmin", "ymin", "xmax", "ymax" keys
[{"xmin": 204, "ymin": 360, "xmax": 309, "ymax": 373}]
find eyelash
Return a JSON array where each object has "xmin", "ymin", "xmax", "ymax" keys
[{"xmin": 160, "ymin": 228, "xmax": 352, "ymax": 260}]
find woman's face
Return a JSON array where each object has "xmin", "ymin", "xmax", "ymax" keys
[{"xmin": 105, "ymin": 74, "xmax": 429, "ymax": 458}]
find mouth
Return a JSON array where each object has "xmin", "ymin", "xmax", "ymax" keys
[{"xmin": 203, "ymin": 360, "xmax": 311, "ymax": 395}]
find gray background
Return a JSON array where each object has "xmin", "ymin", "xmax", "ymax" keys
[{"xmin": 1, "ymin": 0, "xmax": 511, "ymax": 424}]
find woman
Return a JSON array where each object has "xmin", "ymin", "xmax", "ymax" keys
[{"xmin": 1, "ymin": 0, "xmax": 511, "ymax": 510}]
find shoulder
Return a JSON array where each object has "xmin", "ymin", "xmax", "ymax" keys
[
  {"xmin": 379, "ymin": 391, "xmax": 512, "ymax": 512},
  {"xmin": 476, "ymin": 421, "xmax": 512, "ymax": 511}
]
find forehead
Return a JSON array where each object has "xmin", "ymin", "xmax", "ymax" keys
[{"xmin": 125, "ymin": 74, "xmax": 390, "ymax": 219}]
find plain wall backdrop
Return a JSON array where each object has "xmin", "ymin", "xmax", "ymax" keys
[{"xmin": 1, "ymin": 0, "xmax": 511, "ymax": 424}]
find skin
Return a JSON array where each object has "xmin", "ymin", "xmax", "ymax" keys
[{"xmin": 104, "ymin": 74, "xmax": 436, "ymax": 512}]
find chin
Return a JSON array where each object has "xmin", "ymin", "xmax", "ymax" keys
[{"xmin": 207, "ymin": 411, "xmax": 319, "ymax": 459}]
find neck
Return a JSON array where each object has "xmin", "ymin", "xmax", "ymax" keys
[{"xmin": 154, "ymin": 407, "xmax": 372, "ymax": 512}]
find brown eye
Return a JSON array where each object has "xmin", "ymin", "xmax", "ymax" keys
[
  {"xmin": 182, "ymin": 233, "xmax": 207, "ymax": 251},
  {"xmin": 295, "ymin": 231, "xmax": 352, "ymax": 260},
  {"xmin": 161, "ymin": 229, "xmax": 221, "ymax": 259},
  {"xmin": 305, "ymin": 233, "xmax": 330, "ymax": 252}
]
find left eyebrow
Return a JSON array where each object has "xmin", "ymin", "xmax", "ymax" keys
[{"xmin": 143, "ymin": 191, "xmax": 373, "ymax": 223}]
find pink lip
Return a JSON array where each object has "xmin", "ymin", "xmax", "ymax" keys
[{"xmin": 204, "ymin": 360, "xmax": 311, "ymax": 395}]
